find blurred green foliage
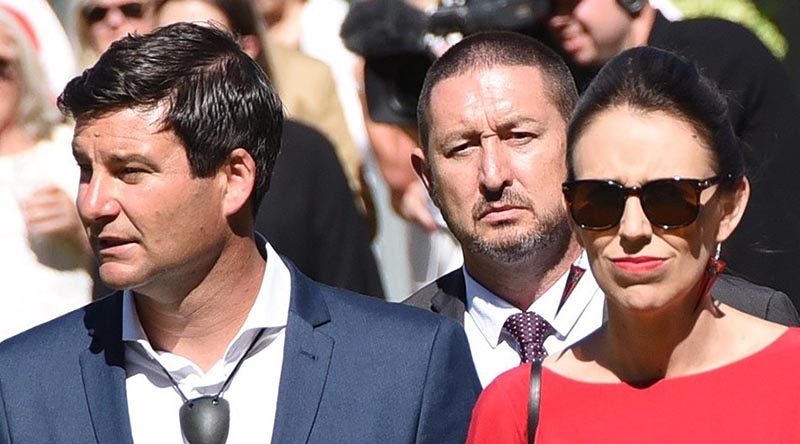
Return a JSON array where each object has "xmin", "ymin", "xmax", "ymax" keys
[{"xmin": 671, "ymin": 0, "xmax": 787, "ymax": 58}]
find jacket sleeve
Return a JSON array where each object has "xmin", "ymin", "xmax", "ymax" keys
[
  {"xmin": 415, "ymin": 318, "xmax": 481, "ymax": 444},
  {"xmin": 765, "ymin": 291, "xmax": 800, "ymax": 327}
]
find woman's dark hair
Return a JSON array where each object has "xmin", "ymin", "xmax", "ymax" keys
[{"xmin": 567, "ymin": 46, "xmax": 744, "ymax": 189}]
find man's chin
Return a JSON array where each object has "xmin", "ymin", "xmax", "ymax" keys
[
  {"xmin": 462, "ymin": 221, "xmax": 571, "ymax": 264},
  {"xmin": 465, "ymin": 234, "xmax": 541, "ymax": 264},
  {"xmin": 98, "ymin": 263, "xmax": 147, "ymax": 291}
]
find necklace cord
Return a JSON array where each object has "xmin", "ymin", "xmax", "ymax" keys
[
  {"xmin": 151, "ymin": 328, "xmax": 267, "ymax": 405},
  {"xmin": 216, "ymin": 328, "xmax": 266, "ymax": 398}
]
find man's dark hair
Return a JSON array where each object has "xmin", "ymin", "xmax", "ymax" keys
[
  {"xmin": 567, "ymin": 46, "xmax": 744, "ymax": 189},
  {"xmin": 58, "ymin": 22, "xmax": 283, "ymax": 212},
  {"xmin": 416, "ymin": 31, "xmax": 578, "ymax": 149}
]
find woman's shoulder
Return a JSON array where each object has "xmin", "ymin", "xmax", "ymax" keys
[
  {"xmin": 703, "ymin": 323, "xmax": 800, "ymax": 384},
  {"xmin": 718, "ymin": 306, "xmax": 794, "ymax": 359},
  {"xmin": 758, "ymin": 327, "xmax": 800, "ymax": 359}
]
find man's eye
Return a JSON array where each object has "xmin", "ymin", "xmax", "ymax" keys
[
  {"xmin": 445, "ymin": 141, "xmax": 479, "ymax": 158},
  {"xmin": 507, "ymin": 132, "xmax": 535, "ymax": 144},
  {"xmin": 447, "ymin": 144, "xmax": 468, "ymax": 156},
  {"xmin": 119, "ymin": 167, "xmax": 148, "ymax": 181}
]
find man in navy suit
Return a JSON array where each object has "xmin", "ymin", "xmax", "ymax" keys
[{"xmin": 0, "ymin": 23, "xmax": 479, "ymax": 443}]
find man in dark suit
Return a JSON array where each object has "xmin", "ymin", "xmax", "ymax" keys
[
  {"xmin": 404, "ymin": 31, "xmax": 798, "ymax": 387},
  {"xmin": 0, "ymin": 23, "xmax": 479, "ymax": 443}
]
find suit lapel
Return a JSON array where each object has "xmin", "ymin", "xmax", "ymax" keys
[
  {"xmin": 79, "ymin": 295, "xmax": 133, "ymax": 444},
  {"xmin": 272, "ymin": 264, "xmax": 333, "ymax": 444},
  {"xmin": 430, "ymin": 268, "xmax": 468, "ymax": 324}
]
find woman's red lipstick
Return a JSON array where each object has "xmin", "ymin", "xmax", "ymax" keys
[{"xmin": 611, "ymin": 256, "xmax": 666, "ymax": 273}]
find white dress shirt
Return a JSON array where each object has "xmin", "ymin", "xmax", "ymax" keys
[
  {"xmin": 123, "ymin": 242, "xmax": 291, "ymax": 443},
  {"xmin": 463, "ymin": 251, "xmax": 605, "ymax": 386}
]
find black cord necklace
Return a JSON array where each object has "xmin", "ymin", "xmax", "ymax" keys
[{"xmin": 153, "ymin": 328, "xmax": 266, "ymax": 444}]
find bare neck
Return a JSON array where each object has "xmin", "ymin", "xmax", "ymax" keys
[
  {"xmin": 592, "ymin": 283, "xmax": 722, "ymax": 384},
  {"xmin": 134, "ymin": 235, "xmax": 267, "ymax": 371},
  {"xmin": 463, "ymin": 234, "xmax": 583, "ymax": 310}
]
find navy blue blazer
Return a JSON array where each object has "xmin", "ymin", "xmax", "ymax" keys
[{"xmin": 0, "ymin": 264, "xmax": 481, "ymax": 443}]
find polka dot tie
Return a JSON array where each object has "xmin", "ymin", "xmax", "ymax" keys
[{"xmin": 503, "ymin": 312, "xmax": 554, "ymax": 364}]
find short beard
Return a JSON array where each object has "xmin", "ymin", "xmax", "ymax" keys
[{"xmin": 462, "ymin": 211, "xmax": 571, "ymax": 264}]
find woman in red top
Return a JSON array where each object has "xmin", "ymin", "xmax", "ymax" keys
[{"xmin": 467, "ymin": 45, "xmax": 800, "ymax": 444}]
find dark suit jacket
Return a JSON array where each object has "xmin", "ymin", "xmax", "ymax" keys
[
  {"xmin": 404, "ymin": 268, "xmax": 800, "ymax": 327},
  {"xmin": 0, "ymin": 263, "xmax": 481, "ymax": 443}
]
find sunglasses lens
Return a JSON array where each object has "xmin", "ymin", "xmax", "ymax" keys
[
  {"xmin": 85, "ymin": 6, "xmax": 108, "ymax": 23},
  {"xmin": 566, "ymin": 181, "xmax": 625, "ymax": 230},
  {"xmin": 120, "ymin": 3, "xmax": 144, "ymax": 18},
  {"xmin": 642, "ymin": 180, "xmax": 699, "ymax": 228},
  {"xmin": 85, "ymin": 3, "xmax": 144, "ymax": 23}
]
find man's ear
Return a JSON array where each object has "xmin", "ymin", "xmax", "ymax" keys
[
  {"xmin": 716, "ymin": 177, "xmax": 750, "ymax": 244},
  {"xmin": 221, "ymin": 148, "xmax": 257, "ymax": 217},
  {"xmin": 411, "ymin": 146, "xmax": 435, "ymax": 201}
]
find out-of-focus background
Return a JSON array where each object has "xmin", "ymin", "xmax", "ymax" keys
[
  {"xmin": 41, "ymin": 0, "xmax": 800, "ymax": 93},
  {"xmin": 669, "ymin": 0, "xmax": 800, "ymax": 92}
]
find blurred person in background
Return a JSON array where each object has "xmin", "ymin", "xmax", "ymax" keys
[
  {"xmin": 257, "ymin": 0, "xmax": 370, "ymax": 158},
  {"xmin": 374, "ymin": 117, "xmax": 463, "ymax": 291},
  {"xmin": 155, "ymin": 0, "xmax": 384, "ymax": 297},
  {"xmin": 70, "ymin": 0, "xmax": 155, "ymax": 67},
  {"xmin": 342, "ymin": 0, "xmax": 465, "ymax": 292},
  {"xmin": 547, "ymin": 0, "xmax": 800, "ymax": 307},
  {"xmin": 0, "ymin": 6, "xmax": 92, "ymax": 340},
  {"xmin": 0, "ymin": 0, "xmax": 77, "ymax": 100}
]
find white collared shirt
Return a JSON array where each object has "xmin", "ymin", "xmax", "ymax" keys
[
  {"xmin": 464, "ymin": 251, "xmax": 605, "ymax": 386},
  {"xmin": 123, "ymin": 242, "xmax": 291, "ymax": 443}
]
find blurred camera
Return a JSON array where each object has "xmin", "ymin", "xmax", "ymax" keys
[{"xmin": 342, "ymin": 0, "xmax": 553, "ymax": 126}]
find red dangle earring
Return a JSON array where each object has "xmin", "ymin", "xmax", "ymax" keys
[{"xmin": 700, "ymin": 244, "xmax": 726, "ymax": 301}]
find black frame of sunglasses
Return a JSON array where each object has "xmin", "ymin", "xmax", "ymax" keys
[
  {"xmin": 83, "ymin": 2, "xmax": 146, "ymax": 24},
  {"xmin": 562, "ymin": 176, "xmax": 724, "ymax": 231}
]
